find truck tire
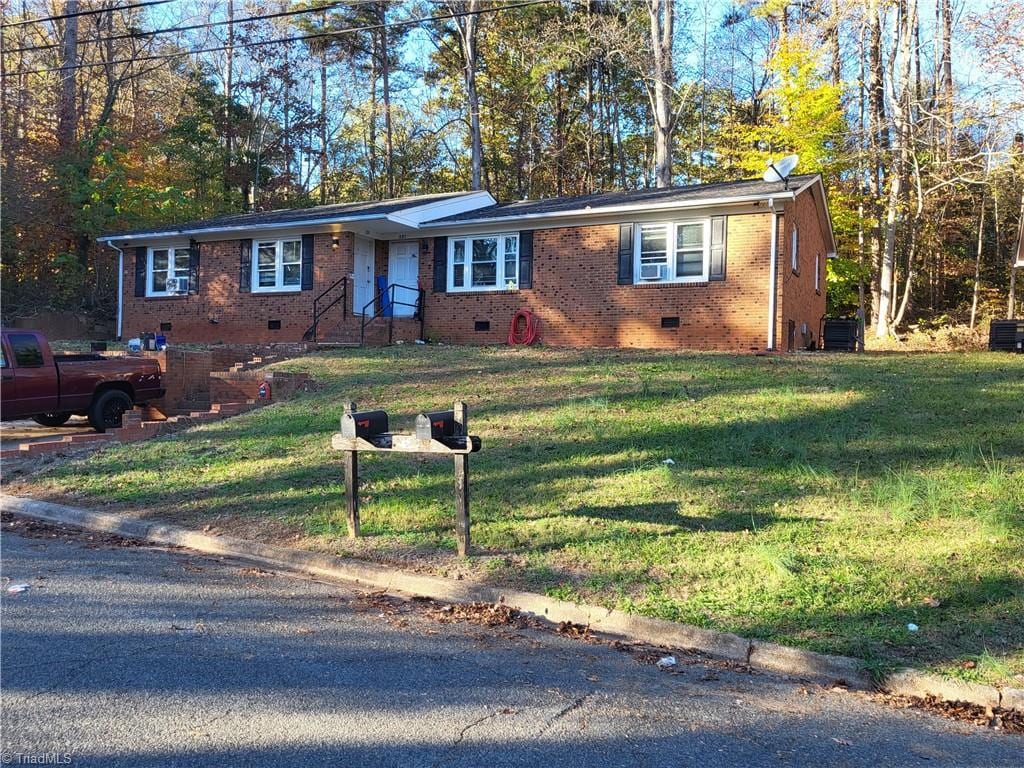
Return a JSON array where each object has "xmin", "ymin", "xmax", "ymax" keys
[
  {"xmin": 88, "ymin": 390, "xmax": 133, "ymax": 432},
  {"xmin": 32, "ymin": 412, "xmax": 72, "ymax": 427}
]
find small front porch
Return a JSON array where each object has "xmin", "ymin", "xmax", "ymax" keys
[{"xmin": 304, "ymin": 236, "xmax": 427, "ymax": 346}]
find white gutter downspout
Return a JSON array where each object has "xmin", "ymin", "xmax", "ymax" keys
[
  {"xmin": 109, "ymin": 243, "xmax": 124, "ymax": 340},
  {"xmin": 766, "ymin": 198, "xmax": 778, "ymax": 351}
]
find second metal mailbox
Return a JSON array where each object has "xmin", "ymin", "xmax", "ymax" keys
[
  {"xmin": 341, "ymin": 409, "xmax": 389, "ymax": 439},
  {"xmin": 415, "ymin": 410, "xmax": 456, "ymax": 441}
]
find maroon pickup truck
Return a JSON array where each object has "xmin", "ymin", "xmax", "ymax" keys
[{"xmin": 1, "ymin": 330, "xmax": 164, "ymax": 432}]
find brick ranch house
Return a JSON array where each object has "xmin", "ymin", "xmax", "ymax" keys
[{"xmin": 99, "ymin": 174, "xmax": 837, "ymax": 351}]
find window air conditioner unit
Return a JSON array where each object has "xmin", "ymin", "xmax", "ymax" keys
[
  {"xmin": 639, "ymin": 263, "xmax": 666, "ymax": 281},
  {"xmin": 166, "ymin": 277, "xmax": 190, "ymax": 294}
]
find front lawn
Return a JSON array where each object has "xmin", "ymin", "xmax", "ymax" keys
[{"xmin": 10, "ymin": 346, "xmax": 1023, "ymax": 684}]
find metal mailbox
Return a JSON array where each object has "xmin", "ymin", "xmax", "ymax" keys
[
  {"xmin": 415, "ymin": 410, "xmax": 456, "ymax": 441},
  {"xmin": 340, "ymin": 409, "xmax": 389, "ymax": 439},
  {"xmin": 332, "ymin": 401, "xmax": 480, "ymax": 556}
]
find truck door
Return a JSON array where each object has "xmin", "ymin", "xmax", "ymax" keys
[{"xmin": 0, "ymin": 333, "xmax": 59, "ymax": 420}]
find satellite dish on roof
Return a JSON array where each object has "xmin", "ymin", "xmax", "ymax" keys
[{"xmin": 762, "ymin": 154, "xmax": 800, "ymax": 189}]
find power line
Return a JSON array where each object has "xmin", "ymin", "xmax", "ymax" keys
[
  {"xmin": 5, "ymin": 0, "xmax": 365, "ymax": 54},
  {"xmin": 9, "ymin": 0, "xmax": 554, "ymax": 77},
  {"xmin": 1, "ymin": 0, "xmax": 173, "ymax": 30}
]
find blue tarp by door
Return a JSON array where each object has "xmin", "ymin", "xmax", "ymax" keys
[{"xmin": 377, "ymin": 275, "xmax": 392, "ymax": 317}]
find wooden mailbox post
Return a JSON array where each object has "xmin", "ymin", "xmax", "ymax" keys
[{"xmin": 331, "ymin": 401, "xmax": 481, "ymax": 556}]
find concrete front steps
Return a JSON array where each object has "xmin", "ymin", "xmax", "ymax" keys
[{"xmin": 312, "ymin": 315, "xmax": 422, "ymax": 347}]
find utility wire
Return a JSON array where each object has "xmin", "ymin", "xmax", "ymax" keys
[
  {"xmin": 9, "ymin": 0, "xmax": 553, "ymax": 77},
  {"xmin": 1, "ymin": 0, "xmax": 173, "ymax": 29},
  {"xmin": 5, "ymin": 0, "xmax": 369, "ymax": 54}
]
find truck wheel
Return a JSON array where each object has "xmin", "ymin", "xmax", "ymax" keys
[
  {"xmin": 32, "ymin": 412, "xmax": 72, "ymax": 427},
  {"xmin": 88, "ymin": 390, "xmax": 133, "ymax": 432}
]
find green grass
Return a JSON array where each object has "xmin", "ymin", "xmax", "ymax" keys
[{"xmin": 12, "ymin": 346, "xmax": 1024, "ymax": 685}]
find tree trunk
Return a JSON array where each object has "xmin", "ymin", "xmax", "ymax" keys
[
  {"xmin": 938, "ymin": 0, "xmax": 953, "ymax": 156},
  {"xmin": 319, "ymin": 19, "xmax": 328, "ymax": 206},
  {"xmin": 379, "ymin": 3, "xmax": 394, "ymax": 198},
  {"xmin": 867, "ymin": 0, "xmax": 887, "ymax": 323},
  {"xmin": 368, "ymin": 46, "xmax": 378, "ymax": 196},
  {"xmin": 970, "ymin": 198, "xmax": 985, "ymax": 329},
  {"xmin": 458, "ymin": 0, "xmax": 483, "ymax": 190},
  {"xmin": 828, "ymin": 1, "xmax": 841, "ymax": 86},
  {"xmin": 1009, "ymin": 193, "xmax": 1023, "ymax": 319},
  {"xmin": 876, "ymin": 0, "xmax": 914, "ymax": 338},
  {"xmin": 224, "ymin": 0, "xmax": 234, "ymax": 201},
  {"xmin": 555, "ymin": 69, "xmax": 565, "ymax": 197},
  {"xmin": 648, "ymin": 0, "xmax": 674, "ymax": 187},
  {"xmin": 57, "ymin": 0, "xmax": 79, "ymax": 155}
]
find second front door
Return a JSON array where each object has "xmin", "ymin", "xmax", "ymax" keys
[
  {"xmin": 387, "ymin": 241, "xmax": 419, "ymax": 318},
  {"xmin": 353, "ymin": 236, "xmax": 375, "ymax": 316}
]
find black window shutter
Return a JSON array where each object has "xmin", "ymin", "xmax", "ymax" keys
[
  {"xmin": 188, "ymin": 239, "xmax": 200, "ymax": 294},
  {"xmin": 709, "ymin": 215, "xmax": 727, "ymax": 281},
  {"xmin": 239, "ymin": 239, "xmax": 252, "ymax": 293},
  {"xmin": 617, "ymin": 223, "xmax": 634, "ymax": 285},
  {"xmin": 518, "ymin": 230, "xmax": 534, "ymax": 288},
  {"xmin": 432, "ymin": 236, "xmax": 448, "ymax": 293},
  {"xmin": 134, "ymin": 246, "xmax": 147, "ymax": 297},
  {"xmin": 301, "ymin": 234, "xmax": 314, "ymax": 290}
]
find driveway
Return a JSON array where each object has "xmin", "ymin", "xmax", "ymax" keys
[{"xmin": 1, "ymin": 519, "xmax": 1019, "ymax": 767}]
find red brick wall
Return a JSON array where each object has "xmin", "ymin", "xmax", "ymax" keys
[
  {"xmin": 779, "ymin": 188, "xmax": 828, "ymax": 350},
  {"xmin": 422, "ymin": 214, "xmax": 777, "ymax": 351},
  {"xmin": 121, "ymin": 232, "xmax": 357, "ymax": 344}
]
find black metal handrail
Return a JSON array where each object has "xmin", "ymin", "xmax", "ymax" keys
[
  {"xmin": 304, "ymin": 276, "xmax": 348, "ymax": 343},
  {"xmin": 359, "ymin": 283, "xmax": 425, "ymax": 346}
]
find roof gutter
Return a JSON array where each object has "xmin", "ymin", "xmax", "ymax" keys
[{"xmin": 97, "ymin": 212, "xmax": 393, "ymax": 243}]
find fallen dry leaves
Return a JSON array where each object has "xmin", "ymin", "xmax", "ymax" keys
[{"xmin": 870, "ymin": 692, "xmax": 1023, "ymax": 734}]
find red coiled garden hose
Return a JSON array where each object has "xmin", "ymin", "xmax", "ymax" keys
[{"xmin": 508, "ymin": 308, "xmax": 541, "ymax": 345}]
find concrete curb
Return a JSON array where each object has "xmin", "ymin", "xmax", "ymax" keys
[{"xmin": 3, "ymin": 494, "xmax": 1020, "ymax": 711}]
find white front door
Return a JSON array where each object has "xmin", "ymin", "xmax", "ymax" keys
[
  {"xmin": 353, "ymin": 236, "xmax": 375, "ymax": 316},
  {"xmin": 387, "ymin": 241, "xmax": 419, "ymax": 317}
]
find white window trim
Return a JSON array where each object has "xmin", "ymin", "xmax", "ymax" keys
[
  {"xmin": 447, "ymin": 233, "xmax": 520, "ymax": 293},
  {"xmin": 252, "ymin": 238, "xmax": 303, "ymax": 293},
  {"xmin": 146, "ymin": 246, "xmax": 191, "ymax": 297},
  {"xmin": 633, "ymin": 219, "xmax": 711, "ymax": 284},
  {"xmin": 791, "ymin": 226, "xmax": 799, "ymax": 274},
  {"xmin": 814, "ymin": 253, "xmax": 821, "ymax": 292}
]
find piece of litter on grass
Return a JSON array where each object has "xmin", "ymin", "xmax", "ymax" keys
[
  {"xmin": 923, "ymin": 597, "xmax": 941, "ymax": 608},
  {"xmin": 907, "ymin": 623, "xmax": 919, "ymax": 632},
  {"xmin": 656, "ymin": 655, "xmax": 677, "ymax": 668},
  {"xmin": 6, "ymin": 584, "xmax": 30, "ymax": 594},
  {"xmin": 662, "ymin": 458, "xmax": 676, "ymax": 465}
]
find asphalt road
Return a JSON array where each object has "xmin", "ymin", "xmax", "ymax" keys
[{"xmin": 1, "ymin": 524, "xmax": 1020, "ymax": 767}]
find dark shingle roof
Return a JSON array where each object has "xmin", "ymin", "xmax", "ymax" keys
[
  {"xmin": 101, "ymin": 175, "xmax": 821, "ymax": 239},
  {"xmin": 101, "ymin": 191, "xmax": 475, "ymax": 239},
  {"xmin": 431, "ymin": 175, "xmax": 818, "ymax": 224}
]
